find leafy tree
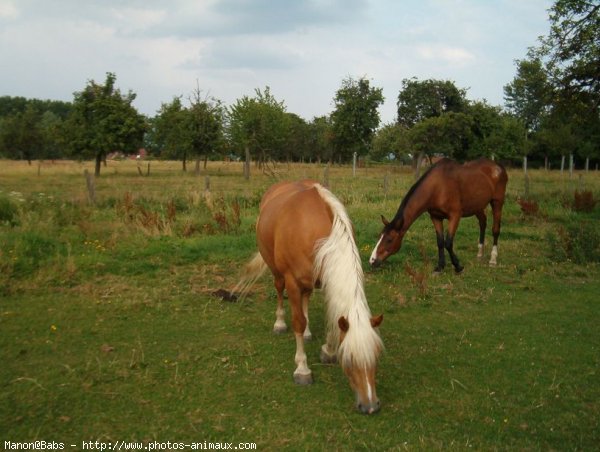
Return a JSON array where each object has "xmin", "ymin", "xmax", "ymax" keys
[
  {"xmin": 330, "ymin": 76, "xmax": 384, "ymax": 162},
  {"xmin": 186, "ymin": 91, "xmax": 225, "ymax": 170},
  {"xmin": 537, "ymin": 0, "xmax": 600, "ymax": 108},
  {"xmin": 503, "ymin": 58, "xmax": 552, "ymax": 134},
  {"xmin": 227, "ymin": 87, "xmax": 289, "ymax": 163},
  {"xmin": 0, "ymin": 105, "xmax": 43, "ymax": 163},
  {"xmin": 371, "ymin": 123, "xmax": 411, "ymax": 162},
  {"xmin": 148, "ymin": 97, "xmax": 189, "ymax": 163},
  {"xmin": 397, "ymin": 78, "xmax": 468, "ymax": 128},
  {"xmin": 409, "ymin": 112, "xmax": 474, "ymax": 160},
  {"xmin": 307, "ymin": 116, "xmax": 334, "ymax": 163},
  {"xmin": 67, "ymin": 73, "xmax": 146, "ymax": 176}
]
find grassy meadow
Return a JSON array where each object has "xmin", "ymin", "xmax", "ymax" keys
[{"xmin": 1, "ymin": 159, "xmax": 599, "ymax": 450}]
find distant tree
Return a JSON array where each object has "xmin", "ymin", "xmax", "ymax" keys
[
  {"xmin": 503, "ymin": 58, "xmax": 552, "ymax": 135},
  {"xmin": 66, "ymin": 73, "xmax": 146, "ymax": 176},
  {"xmin": 187, "ymin": 85, "xmax": 225, "ymax": 168},
  {"xmin": 149, "ymin": 97, "xmax": 190, "ymax": 165},
  {"xmin": 371, "ymin": 123, "xmax": 411, "ymax": 162},
  {"xmin": 0, "ymin": 105, "xmax": 43, "ymax": 163},
  {"xmin": 227, "ymin": 87, "xmax": 289, "ymax": 163},
  {"xmin": 408, "ymin": 112, "xmax": 474, "ymax": 161},
  {"xmin": 330, "ymin": 76, "xmax": 384, "ymax": 162},
  {"xmin": 397, "ymin": 78, "xmax": 468, "ymax": 128},
  {"xmin": 282, "ymin": 113, "xmax": 311, "ymax": 162},
  {"xmin": 307, "ymin": 116, "xmax": 334, "ymax": 163}
]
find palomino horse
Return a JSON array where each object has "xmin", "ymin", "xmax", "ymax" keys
[
  {"xmin": 369, "ymin": 158, "xmax": 508, "ymax": 273},
  {"xmin": 235, "ymin": 180, "xmax": 383, "ymax": 414}
]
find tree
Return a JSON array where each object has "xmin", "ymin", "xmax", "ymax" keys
[
  {"xmin": 67, "ymin": 73, "xmax": 146, "ymax": 176},
  {"xmin": 148, "ymin": 97, "xmax": 189, "ymax": 163},
  {"xmin": 307, "ymin": 116, "xmax": 334, "ymax": 163},
  {"xmin": 187, "ymin": 86, "xmax": 225, "ymax": 168},
  {"xmin": 397, "ymin": 78, "xmax": 468, "ymax": 128},
  {"xmin": 503, "ymin": 58, "xmax": 552, "ymax": 134},
  {"xmin": 409, "ymin": 112, "xmax": 474, "ymax": 161},
  {"xmin": 371, "ymin": 123, "xmax": 411, "ymax": 162},
  {"xmin": 227, "ymin": 87, "xmax": 289, "ymax": 163},
  {"xmin": 330, "ymin": 76, "xmax": 384, "ymax": 162},
  {"xmin": 537, "ymin": 0, "xmax": 600, "ymax": 108}
]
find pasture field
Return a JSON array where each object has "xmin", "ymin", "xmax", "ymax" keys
[{"xmin": 1, "ymin": 159, "xmax": 599, "ymax": 451}]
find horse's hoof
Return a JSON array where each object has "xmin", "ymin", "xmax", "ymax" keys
[
  {"xmin": 455, "ymin": 266, "xmax": 464, "ymax": 274},
  {"xmin": 488, "ymin": 261, "xmax": 497, "ymax": 267},
  {"xmin": 272, "ymin": 324, "xmax": 287, "ymax": 334},
  {"xmin": 303, "ymin": 333, "xmax": 313, "ymax": 341},
  {"xmin": 432, "ymin": 268, "xmax": 443, "ymax": 276},
  {"xmin": 293, "ymin": 372, "xmax": 313, "ymax": 385},
  {"xmin": 320, "ymin": 348, "xmax": 337, "ymax": 364}
]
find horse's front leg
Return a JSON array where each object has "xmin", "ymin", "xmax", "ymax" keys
[
  {"xmin": 287, "ymin": 279, "xmax": 313, "ymax": 385},
  {"xmin": 445, "ymin": 216, "xmax": 464, "ymax": 274},
  {"xmin": 430, "ymin": 216, "xmax": 446, "ymax": 273}
]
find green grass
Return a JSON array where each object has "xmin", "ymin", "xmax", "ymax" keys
[{"xmin": 1, "ymin": 159, "xmax": 599, "ymax": 450}]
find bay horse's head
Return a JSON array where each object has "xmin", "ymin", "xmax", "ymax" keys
[
  {"xmin": 369, "ymin": 215, "xmax": 405, "ymax": 267},
  {"xmin": 338, "ymin": 314, "xmax": 383, "ymax": 414}
]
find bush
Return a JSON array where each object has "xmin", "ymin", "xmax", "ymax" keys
[
  {"xmin": 0, "ymin": 195, "xmax": 19, "ymax": 226},
  {"xmin": 547, "ymin": 220, "xmax": 600, "ymax": 264}
]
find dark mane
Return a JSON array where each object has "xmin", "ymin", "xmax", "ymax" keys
[{"xmin": 388, "ymin": 160, "xmax": 445, "ymax": 229}]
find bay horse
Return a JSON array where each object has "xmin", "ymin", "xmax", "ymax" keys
[
  {"xmin": 369, "ymin": 158, "xmax": 508, "ymax": 273},
  {"xmin": 234, "ymin": 180, "xmax": 384, "ymax": 414}
]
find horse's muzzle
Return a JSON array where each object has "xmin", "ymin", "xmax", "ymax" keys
[
  {"xmin": 369, "ymin": 258, "xmax": 382, "ymax": 268},
  {"xmin": 358, "ymin": 399, "xmax": 381, "ymax": 415}
]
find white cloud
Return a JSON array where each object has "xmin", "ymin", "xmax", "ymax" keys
[
  {"xmin": 416, "ymin": 45, "xmax": 476, "ymax": 65},
  {"xmin": 0, "ymin": 0, "xmax": 18, "ymax": 19}
]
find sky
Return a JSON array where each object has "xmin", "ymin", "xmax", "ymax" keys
[{"xmin": 0, "ymin": 0, "xmax": 553, "ymax": 124}]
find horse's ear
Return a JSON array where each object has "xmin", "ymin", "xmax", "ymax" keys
[
  {"xmin": 380, "ymin": 215, "xmax": 389, "ymax": 226},
  {"xmin": 371, "ymin": 314, "xmax": 383, "ymax": 328},
  {"xmin": 338, "ymin": 316, "xmax": 350, "ymax": 333}
]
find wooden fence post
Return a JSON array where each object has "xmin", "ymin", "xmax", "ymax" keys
[{"xmin": 84, "ymin": 169, "xmax": 96, "ymax": 205}]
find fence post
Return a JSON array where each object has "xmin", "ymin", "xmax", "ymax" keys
[
  {"xmin": 352, "ymin": 152, "xmax": 357, "ymax": 177},
  {"xmin": 84, "ymin": 169, "xmax": 96, "ymax": 205},
  {"xmin": 569, "ymin": 153, "xmax": 574, "ymax": 179},
  {"xmin": 244, "ymin": 147, "xmax": 250, "ymax": 180}
]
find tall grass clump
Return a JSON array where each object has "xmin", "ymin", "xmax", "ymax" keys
[
  {"xmin": 0, "ymin": 194, "xmax": 19, "ymax": 226},
  {"xmin": 547, "ymin": 219, "xmax": 600, "ymax": 264}
]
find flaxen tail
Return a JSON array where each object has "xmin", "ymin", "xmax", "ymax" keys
[{"xmin": 231, "ymin": 252, "xmax": 268, "ymax": 300}]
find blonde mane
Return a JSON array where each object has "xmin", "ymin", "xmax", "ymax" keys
[{"xmin": 312, "ymin": 184, "xmax": 383, "ymax": 369}]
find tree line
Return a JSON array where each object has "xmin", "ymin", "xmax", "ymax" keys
[{"xmin": 1, "ymin": 0, "xmax": 597, "ymax": 175}]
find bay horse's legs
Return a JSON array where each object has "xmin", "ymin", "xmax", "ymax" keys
[
  {"xmin": 430, "ymin": 216, "xmax": 446, "ymax": 273},
  {"xmin": 489, "ymin": 200, "xmax": 503, "ymax": 266},
  {"xmin": 476, "ymin": 211, "xmax": 487, "ymax": 258},
  {"xmin": 286, "ymin": 277, "xmax": 313, "ymax": 385},
  {"xmin": 445, "ymin": 216, "xmax": 464, "ymax": 274},
  {"xmin": 273, "ymin": 276, "xmax": 287, "ymax": 334}
]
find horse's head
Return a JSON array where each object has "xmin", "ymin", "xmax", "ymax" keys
[
  {"xmin": 338, "ymin": 314, "xmax": 383, "ymax": 414},
  {"xmin": 369, "ymin": 215, "xmax": 404, "ymax": 267}
]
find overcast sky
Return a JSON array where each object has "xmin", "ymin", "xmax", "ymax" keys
[{"xmin": 0, "ymin": 0, "xmax": 552, "ymax": 124}]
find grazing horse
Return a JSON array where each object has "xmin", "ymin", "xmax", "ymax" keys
[
  {"xmin": 235, "ymin": 180, "xmax": 384, "ymax": 414},
  {"xmin": 369, "ymin": 158, "xmax": 508, "ymax": 273}
]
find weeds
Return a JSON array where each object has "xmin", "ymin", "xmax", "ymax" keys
[{"xmin": 517, "ymin": 197, "xmax": 540, "ymax": 217}]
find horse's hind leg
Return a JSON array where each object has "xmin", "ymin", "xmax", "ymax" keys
[
  {"xmin": 489, "ymin": 200, "xmax": 503, "ymax": 266},
  {"xmin": 476, "ymin": 211, "xmax": 487, "ymax": 258},
  {"xmin": 273, "ymin": 276, "xmax": 287, "ymax": 334},
  {"xmin": 445, "ymin": 216, "xmax": 464, "ymax": 274},
  {"xmin": 287, "ymin": 278, "xmax": 313, "ymax": 385},
  {"xmin": 430, "ymin": 216, "xmax": 446, "ymax": 273},
  {"xmin": 302, "ymin": 293, "xmax": 312, "ymax": 341}
]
